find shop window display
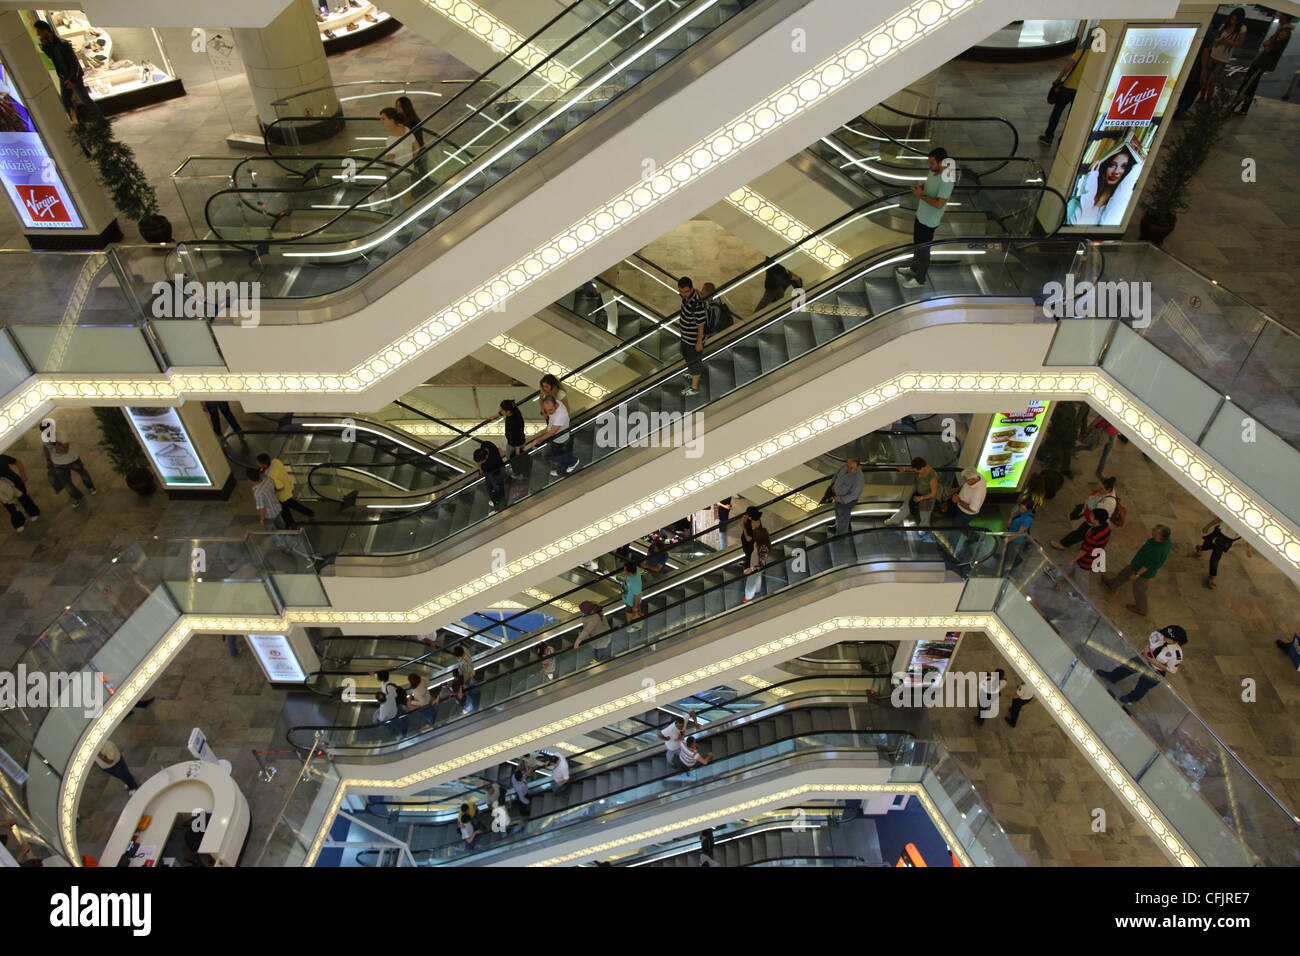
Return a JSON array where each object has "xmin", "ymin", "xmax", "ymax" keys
[
  {"xmin": 316, "ymin": 0, "xmax": 400, "ymax": 53},
  {"xmin": 33, "ymin": 10, "xmax": 184, "ymax": 114}
]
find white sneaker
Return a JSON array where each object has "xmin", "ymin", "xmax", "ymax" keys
[
  {"xmin": 549, "ymin": 468, "xmax": 559, "ymax": 477},
  {"xmin": 15, "ymin": 524, "xmax": 25, "ymax": 533},
  {"xmin": 89, "ymin": 488, "xmax": 98, "ymax": 495},
  {"xmin": 71, "ymin": 498, "xmax": 82, "ymax": 509},
  {"xmin": 901, "ymin": 275, "xmax": 923, "ymax": 289},
  {"xmin": 28, "ymin": 513, "xmax": 38, "ymax": 522}
]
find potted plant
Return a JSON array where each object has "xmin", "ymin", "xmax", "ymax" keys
[
  {"xmin": 69, "ymin": 115, "xmax": 171, "ymax": 243},
  {"xmin": 92, "ymin": 407, "xmax": 156, "ymax": 495},
  {"xmin": 1139, "ymin": 88, "xmax": 1230, "ymax": 245}
]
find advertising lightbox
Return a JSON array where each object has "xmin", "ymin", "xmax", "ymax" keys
[
  {"xmin": 976, "ymin": 401, "xmax": 1051, "ymax": 492},
  {"xmin": 124, "ymin": 406, "xmax": 212, "ymax": 488},
  {"xmin": 0, "ymin": 55, "xmax": 84, "ymax": 229},
  {"xmin": 1062, "ymin": 25, "xmax": 1197, "ymax": 233},
  {"xmin": 246, "ymin": 633, "xmax": 309, "ymax": 684}
]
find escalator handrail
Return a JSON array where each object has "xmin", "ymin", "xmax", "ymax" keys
[
  {"xmin": 237, "ymin": 0, "xmax": 714, "ymax": 249},
  {"xmin": 279, "ymin": 227, "xmax": 1073, "ymax": 559},
  {"xmin": 865, "ymin": 100, "xmax": 1022, "ymax": 159},
  {"xmin": 281, "ymin": 524, "xmax": 971, "ymax": 751}
]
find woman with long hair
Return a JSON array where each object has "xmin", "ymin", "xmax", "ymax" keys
[
  {"xmin": 378, "ymin": 107, "xmax": 415, "ymax": 206},
  {"xmin": 1202, "ymin": 7, "xmax": 1248, "ymax": 104},
  {"xmin": 395, "ymin": 95, "xmax": 424, "ymax": 148},
  {"xmin": 1067, "ymin": 139, "xmax": 1141, "ymax": 226}
]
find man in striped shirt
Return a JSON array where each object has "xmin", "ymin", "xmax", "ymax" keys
[{"xmin": 677, "ymin": 276, "xmax": 707, "ymax": 396}]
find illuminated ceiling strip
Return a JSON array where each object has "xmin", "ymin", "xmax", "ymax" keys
[
  {"xmin": 393, "ymin": 419, "xmax": 506, "ymax": 439},
  {"xmin": 724, "ymin": 186, "xmax": 851, "ymax": 269},
  {"xmin": 278, "ymin": 371, "xmax": 1300, "ymax": 630},
  {"xmin": 757, "ymin": 478, "xmax": 819, "ymax": 512},
  {"xmin": 0, "ymin": 0, "xmax": 980, "ymax": 441},
  {"xmin": 738, "ymin": 674, "xmax": 793, "ymax": 697},
  {"xmin": 417, "ymin": 0, "xmax": 582, "ymax": 91},
  {"xmin": 301, "ymin": 613, "xmax": 1198, "ymax": 867},
  {"xmin": 523, "ymin": 587, "xmax": 581, "ymax": 615},
  {"xmin": 488, "ymin": 334, "xmax": 609, "ymax": 400},
  {"xmin": 532, "ymin": 783, "xmax": 958, "ymax": 866}
]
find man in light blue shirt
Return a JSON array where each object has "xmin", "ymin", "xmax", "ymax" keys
[{"xmin": 898, "ymin": 147, "xmax": 954, "ymax": 288}]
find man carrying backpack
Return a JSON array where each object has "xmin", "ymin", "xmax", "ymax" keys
[{"xmin": 700, "ymin": 282, "xmax": 733, "ymax": 337}]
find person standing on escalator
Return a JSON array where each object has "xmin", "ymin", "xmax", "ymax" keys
[
  {"xmin": 677, "ymin": 277, "xmax": 707, "ymax": 396},
  {"xmin": 753, "ymin": 257, "xmax": 802, "ymax": 313},
  {"xmin": 475, "ymin": 439, "xmax": 507, "ymax": 512},
  {"xmin": 257, "ymin": 453, "xmax": 314, "ymax": 530},
  {"xmin": 896, "ymin": 147, "xmax": 953, "ymax": 289}
]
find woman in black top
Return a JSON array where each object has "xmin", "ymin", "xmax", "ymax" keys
[{"xmin": 494, "ymin": 399, "xmax": 526, "ymax": 458}]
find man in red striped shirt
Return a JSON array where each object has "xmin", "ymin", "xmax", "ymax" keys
[{"xmin": 1064, "ymin": 506, "xmax": 1111, "ymax": 595}]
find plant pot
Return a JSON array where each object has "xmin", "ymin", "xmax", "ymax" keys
[
  {"xmin": 1139, "ymin": 213, "xmax": 1176, "ymax": 246},
  {"xmin": 139, "ymin": 214, "xmax": 172, "ymax": 244},
  {"xmin": 125, "ymin": 467, "xmax": 156, "ymax": 496}
]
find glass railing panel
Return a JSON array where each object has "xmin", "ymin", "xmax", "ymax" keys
[
  {"xmin": 1137, "ymin": 756, "xmax": 1254, "ymax": 866},
  {"xmin": 1199, "ymin": 401, "xmax": 1300, "ymax": 528},
  {"xmin": 1101, "ymin": 322, "xmax": 1221, "ymax": 441},
  {"xmin": 150, "ymin": 320, "xmax": 225, "ymax": 366},
  {"xmin": 0, "ymin": 331, "xmax": 29, "ymax": 396},
  {"xmin": 259, "ymin": 748, "xmax": 340, "ymax": 868},
  {"xmin": 1044, "ymin": 315, "xmax": 1112, "ymax": 365},
  {"xmin": 1224, "ymin": 321, "xmax": 1300, "ymax": 445}
]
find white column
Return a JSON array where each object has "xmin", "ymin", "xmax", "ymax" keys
[{"xmin": 232, "ymin": 0, "xmax": 338, "ymax": 129}]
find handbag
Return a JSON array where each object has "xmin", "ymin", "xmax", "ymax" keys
[
  {"xmin": 1111, "ymin": 498, "xmax": 1127, "ymax": 527},
  {"xmin": 819, "ymin": 484, "xmax": 835, "ymax": 505}
]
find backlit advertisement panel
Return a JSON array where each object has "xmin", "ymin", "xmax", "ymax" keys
[
  {"xmin": 1062, "ymin": 25, "xmax": 1197, "ymax": 232},
  {"xmin": 0, "ymin": 55, "xmax": 84, "ymax": 229},
  {"xmin": 124, "ymin": 405, "xmax": 213, "ymax": 488},
  {"xmin": 976, "ymin": 401, "xmax": 1051, "ymax": 492}
]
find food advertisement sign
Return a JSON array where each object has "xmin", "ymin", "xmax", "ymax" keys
[
  {"xmin": 124, "ymin": 406, "xmax": 212, "ymax": 487},
  {"xmin": 0, "ymin": 56, "xmax": 84, "ymax": 229},
  {"xmin": 977, "ymin": 401, "xmax": 1051, "ymax": 492}
]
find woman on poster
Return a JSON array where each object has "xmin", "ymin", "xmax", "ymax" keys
[{"xmin": 1066, "ymin": 137, "xmax": 1143, "ymax": 227}]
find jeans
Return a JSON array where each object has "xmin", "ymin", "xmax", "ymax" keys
[
  {"xmin": 52, "ymin": 458, "xmax": 95, "ymax": 500},
  {"xmin": 205, "ymin": 401, "xmax": 240, "ymax": 435},
  {"xmin": 744, "ymin": 568, "xmax": 764, "ymax": 601},
  {"xmin": 1095, "ymin": 434, "xmax": 1116, "ymax": 476},
  {"xmin": 226, "ymin": 634, "xmax": 240, "ymax": 657},
  {"xmin": 98, "ymin": 758, "xmax": 138, "ymax": 791},
  {"xmin": 1059, "ymin": 520, "xmax": 1089, "ymax": 548},
  {"xmin": 279, "ymin": 496, "xmax": 315, "ymax": 530},
  {"xmin": 680, "ymin": 340, "xmax": 705, "ymax": 380},
  {"xmin": 1234, "ymin": 63, "xmax": 1268, "ymax": 110},
  {"xmin": 1042, "ymin": 85, "xmax": 1076, "ymax": 140},
  {"xmin": 1097, "ymin": 659, "xmax": 1161, "ymax": 703},
  {"xmin": 546, "ymin": 440, "xmax": 578, "ymax": 476},
  {"xmin": 409, "ymin": 703, "xmax": 437, "ymax": 731},
  {"xmin": 483, "ymin": 466, "xmax": 506, "ymax": 506},
  {"xmin": 665, "ymin": 750, "xmax": 680, "ymax": 770},
  {"xmin": 1005, "ymin": 696, "xmax": 1031, "ymax": 726},
  {"xmin": 834, "ymin": 500, "xmax": 854, "ymax": 535},
  {"xmin": 910, "ymin": 220, "xmax": 937, "ymax": 282},
  {"xmin": 950, "ymin": 507, "xmax": 977, "ymax": 527}
]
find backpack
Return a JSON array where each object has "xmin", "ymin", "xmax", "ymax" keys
[
  {"xmin": 705, "ymin": 299, "xmax": 733, "ymax": 335},
  {"xmin": 386, "ymin": 681, "xmax": 408, "ymax": 708}
]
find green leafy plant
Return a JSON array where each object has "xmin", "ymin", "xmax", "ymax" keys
[
  {"xmin": 1141, "ymin": 87, "xmax": 1232, "ymax": 224},
  {"xmin": 69, "ymin": 115, "xmax": 163, "ymax": 228},
  {"xmin": 92, "ymin": 407, "xmax": 150, "ymax": 477}
]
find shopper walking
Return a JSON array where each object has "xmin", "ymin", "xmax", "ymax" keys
[
  {"xmin": 0, "ymin": 471, "xmax": 39, "ymax": 532},
  {"xmin": 372, "ymin": 689, "xmax": 401, "ymax": 740},
  {"xmin": 547, "ymin": 753, "xmax": 570, "ymax": 795},
  {"xmin": 742, "ymin": 526, "xmax": 771, "ymax": 602},
  {"xmin": 1004, "ymin": 497, "xmax": 1036, "ymax": 570},
  {"xmin": 619, "ymin": 560, "xmax": 644, "ymax": 622},
  {"xmin": 495, "ymin": 399, "xmax": 527, "ymax": 461},
  {"xmin": 1201, "ymin": 8, "xmax": 1248, "ymax": 105},
  {"xmin": 1075, "ymin": 416, "xmax": 1120, "ymax": 478},
  {"xmin": 529, "ymin": 395, "xmax": 579, "ymax": 477},
  {"xmin": 676, "ymin": 276, "xmax": 708, "ymax": 396},
  {"xmin": 1039, "ymin": 43, "xmax": 1091, "ymax": 146},
  {"xmin": 677, "ymin": 735, "xmax": 714, "ymax": 772},
  {"xmin": 896, "ymin": 147, "xmax": 954, "ymax": 288},
  {"xmin": 1193, "ymin": 518, "xmax": 1252, "ymax": 589},
  {"xmin": 94, "ymin": 740, "xmax": 138, "ymax": 793},
  {"xmin": 886, "ymin": 457, "xmax": 939, "ymax": 527},
  {"xmin": 946, "ymin": 467, "xmax": 987, "ymax": 527},
  {"xmin": 829, "ymin": 458, "xmax": 865, "ymax": 535},
  {"xmin": 511, "ymin": 768, "xmax": 531, "ymax": 816},
  {"xmin": 574, "ymin": 600, "xmax": 612, "ymax": 658},
  {"xmin": 450, "ymin": 644, "xmax": 479, "ymax": 711},
  {"xmin": 247, "ymin": 466, "xmax": 286, "ymax": 530},
  {"xmin": 1052, "ymin": 476, "xmax": 1117, "ymax": 550},
  {"xmin": 753, "ymin": 257, "xmax": 802, "ymax": 313},
  {"xmin": 974, "ymin": 669, "xmax": 1006, "ymax": 725},
  {"xmin": 659, "ymin": 711, "xmax": 699, "ymax": 769},
  {"xmin": 1004, "ymin": 681, "xmax": 1035, "ymax": 728},
  {"xmin": 1103, "ymin": 524, "xmax": 1172, "ymax": 617},
  {"xmin": 257, "ymin": 453, "xmax": 315, "ymax": 529},
  {"xmin": 395, "ymin": 94, "xmax": 424, "ymax": 149},
  {"xmin": 406, "ymin": 673, "xmax": 437, "ymax": 731},
  {"xmin": 1231, "ymin": 15, "xmax": 1294, "ymax": 115},
  {"xmin": 203, "ymin": 401, "xmax": 240, "ymax": 436},
  {"xmin": 40, "ymin": 421, "xmax": 96, "ymax": 507},
  {"xmin": 1095, "ymin": 625, "xmax": 1188, "ymax": 705},
  {"xmin": 33, "ymin": 20, "xmax": 94, "ymax": 123},
  {"xmin": 474, "ymin": 439, "xmax": 507, "ymax": 511},
  {"xmin": 740, "ymin": 506, "xmax": 764, "ymax": 568},
  {"xmin": 1063, "ymin": 506, "xmax": 1111, "ymax": 596}
]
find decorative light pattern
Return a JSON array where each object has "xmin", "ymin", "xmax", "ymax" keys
[
  {"xmin": 757, "ymin": 478, "xmax": 820, "ymax": 512},
  {"xmin": 522, "ymin": 587, "xmax": 581, "ymax": 614},
  {"xmin": 0, "ymin": 0, "xmax": 981, "ymax": 437},
  {"xmin": 416, "ymin": 0, "xmax": 582, "ymax": 91},
  {"xmin": 725, "ymin": 186, "xmax": 850, "ymax": 269},
  {"xmin": 488, "ymin": 333, "xmax": 608, "ymax": 399},
  {"xmin": 738, "ymin": 674, "xmax": 792, "ymax": 697},
  {"xmin": 393, "ymin": 419, "xmax": 506, "ymax": 439},
  {"xmin": 806, "ymin": 302, "xmax": 872, "ymax": 317}
]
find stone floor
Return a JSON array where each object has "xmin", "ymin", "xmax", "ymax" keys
[{"xmin": 3, "ymin": 35, "xmax": 1300, "ymax": 864}]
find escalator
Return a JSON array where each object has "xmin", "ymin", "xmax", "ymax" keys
[
  {"xmin": 352, "ymin": 684, "xmax": 917, "ymax": 866},
  {"xmin": 250, "ymin": 204, "xmax": 1069, "ymax": 563},
  {"xmin": 179, "ymin": 0, "xmax": 784, "ymax": 299}
]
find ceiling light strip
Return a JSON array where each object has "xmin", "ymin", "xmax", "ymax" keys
[
  {"xmin": 418, "ymin": 0, "xmax": 582, "ymax": 90},
  {"xmin": 757, "ymin": 477, "xmax": 820, "ymax": 512},
  {"xmin": 724, "ymin": 185, "xmax": 851, "ymax": 269},
  {"xmin": 488, "ymin": 333, "xmax": 609, "ymax": 399}
]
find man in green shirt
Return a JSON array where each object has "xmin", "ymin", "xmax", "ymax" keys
[
  {"xmin": 897, "ymin": 147, "xmax": 954, "ymax": 289},
  {"xmin": 1103, "ymin": 524, "xmax": 1171, "ymax": 617}
]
